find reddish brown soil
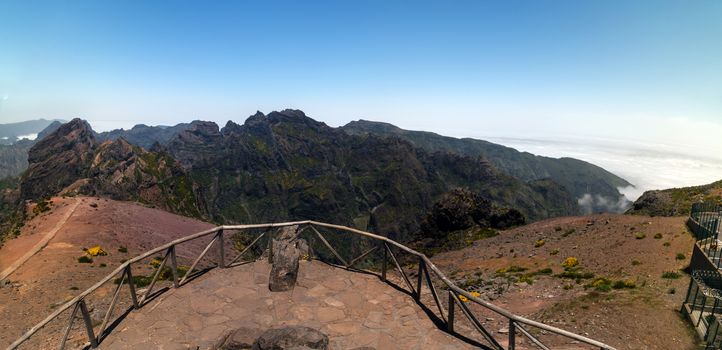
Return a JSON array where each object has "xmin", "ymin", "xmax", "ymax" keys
[
  {"xmin": 431, "ymin": 214, "xmax": 701, "ymax": 350},
  {"xmin": 0, "ymin": 196, "xmax": 213, "ymax": 349}
]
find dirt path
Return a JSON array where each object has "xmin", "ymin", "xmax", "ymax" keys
[{"xmin": 0, "ymin": 198, "xmax": 80, "ymax": 281}]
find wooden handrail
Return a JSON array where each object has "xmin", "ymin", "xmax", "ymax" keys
[{"xmin": 8, "ymin": 220, "xmax": 616, "ymax": 350}]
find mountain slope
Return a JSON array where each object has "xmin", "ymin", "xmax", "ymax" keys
[
  {"xmin": 0, "ymin": 119, "xmax": 65, "ymax": 145},
  {"xmin": 19, "ymin": 119, "xmax": 205, "ymax": 219},
  {"xmin": 0, "ymin": 121, "xmax": 63, "ymax": 179},
  {"xmin": 628, "ymin": 179, "xmax": 722, "ymax": 216},
  {"xmin": 96, "ymin": 122, "xmax": 192, "ymax": 150},
  {"xmin": 165, "ymin": 110, "xmax": 578, "ymax": 242},
  {"xmin": 342, "ymin": 120, "xmax": 631, "ymax": 211},
  {"xmin": 430, "ymin": 213, "xmax": 696, "ymax": 349}
]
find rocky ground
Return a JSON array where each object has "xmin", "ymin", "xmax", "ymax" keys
[
  {"xmin": 0, "ymin": 196, "xmax": 213, "ymax": 349},
  {"xmin": 430, "ymin": 213, "xmax": 700, "ymax": 350}
]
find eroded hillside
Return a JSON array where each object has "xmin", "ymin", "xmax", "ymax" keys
[{"xmin": 429, "ymin": 213, "xmax": 699, "ymax": 349}]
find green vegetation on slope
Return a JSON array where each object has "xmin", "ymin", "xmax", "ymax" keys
[
  {"xmin": 628, "ymin": 180, "xmax": 722, "ymax": 216},
  {"xmin": 342, "ymin": 119, "xmax": 631, "ymax": 212}
]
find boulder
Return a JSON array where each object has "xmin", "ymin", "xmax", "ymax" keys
[
  {"xmin": 269, "ymin": 225, "xmax": 301, "ymax": 291},
  {"xmin": 252, "ymin": 326, "xmax": 328, "ymax": 350}
]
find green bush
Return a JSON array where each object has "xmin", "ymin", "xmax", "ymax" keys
[
  {"xmin": 78, "ymin": 256, "xmax": 93, "ymax": 264},
  {"xmin": 536, "ymin": 267, "xmax": 553, "ymax": 275},
  {"xmin": 662, "ymin": 271, "xmax": 682, "ymax": 279},
  {"xmin": 118, "ymin": 246, "xmax": 128, "ymax": 253},
  {"xmin": 675, "ymin": 253, "xmax": 686, "ymax": 260},
  {"xmin": 612, "ymin": 279, "xmax": 636, "ymax": 289},
  {"xmin": 634, "ymin": 232, "xmax": 646, "ymax": 239},
  {"xmin": 654, "ymin": 233, "xmax": 663, "ymax": 239}
]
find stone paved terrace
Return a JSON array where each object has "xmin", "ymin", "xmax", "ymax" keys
[{"xmin": 99, "ymin": 260, "xmax": 479, "ymax": 350}]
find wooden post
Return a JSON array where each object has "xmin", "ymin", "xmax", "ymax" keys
[
  {"xmin": 415, "ymin": 258, "xmax": 424, "ymax": 301},
  {"xmin": 126, "ymin": 265, "xmax": 139, "ymax": 309},
  {"xmin": 169, "ymin": 245, "xmax": 179, "ymax": 288},
  {"xmin": 78, "ymin": 300, "xmax": 98, "ymax": 348},
  {"xmin": 508, "ymin": 320, "xmax": 516, "ymax": 350},
  {"xmin": 218, "ymin": 230, "xmax": 225, "ymax": 268},
  {"xmin": 381, "ymin": 242, "xmax": 387, "ymax": 282},
  {"xmin": 447, "ymin": 291, "xmax": 455, "ymax": 332}
]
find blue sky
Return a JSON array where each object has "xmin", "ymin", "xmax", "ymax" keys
[{"xmin": 1, "ymin": 0, "xmax": 721, "ymax": 155}]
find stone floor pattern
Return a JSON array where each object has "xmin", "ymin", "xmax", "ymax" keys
[{"xmin": 100, "ymin": 260, "xmax": 478, "ymax": 349}]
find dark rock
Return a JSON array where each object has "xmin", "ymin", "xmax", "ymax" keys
[
  {"xmin": 252, "ymin": 326, "xmax": 328, "ymax": 350},
  {"xmin": 269, "ymin": 225, "xmax": 301, "ymax": 292},
  {"xmin": 20, "ymin": 118, "xmax": 96, "ymax": 200},
  {"xmin": 489, "ymin": 208, "xmax": 525, "ymax": 229},
  {"xmin": 421, "ymin": 188, "xmax": 493, "ymax": 236}
]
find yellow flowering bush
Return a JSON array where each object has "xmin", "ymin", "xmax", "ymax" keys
[
  {"xmin": 561, "ymin": 257, "xmax": 578, "ymax": 269},
  {"xmin": 458, "ymin": 291, "xmax": 481, "ymax": 302},
  {"xmin": 86, "ymin": 246, "xmax": 107, "ymax": 257}
]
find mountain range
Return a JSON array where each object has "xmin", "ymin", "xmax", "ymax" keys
[{"xmin": 2, "ymin": 110, "xmax": 633, "ymax": 244}]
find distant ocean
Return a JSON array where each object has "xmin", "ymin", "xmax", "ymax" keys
[{"xmin": 484, "ymin": 136, "xmax": 722, "ymax": 202}]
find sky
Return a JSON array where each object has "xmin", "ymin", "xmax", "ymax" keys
[{"xmin": 1, "ymin": 0, "xmax": 721, "ymax": 194}]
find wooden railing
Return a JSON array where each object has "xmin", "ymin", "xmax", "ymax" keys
[{"xmin": 7, "ymin": 221, "xmax": 616, "ymax": 350}]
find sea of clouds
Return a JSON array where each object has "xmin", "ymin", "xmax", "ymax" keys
[{"xmin": 485, "ymin": 136, "xmax": 722, "ymax": 203}]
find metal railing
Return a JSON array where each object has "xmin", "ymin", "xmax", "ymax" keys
[{"xmin": 7, "ymin": 220, "xmax": 616, "ymax": 350}]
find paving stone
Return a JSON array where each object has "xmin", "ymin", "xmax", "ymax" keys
[
  {"xmin": 316, "ymin": 307, "xmax": 346, "ymax": 323},
  {"xmin": 100, "ymin": 261, "xmax": 475, "ymax": 350}
]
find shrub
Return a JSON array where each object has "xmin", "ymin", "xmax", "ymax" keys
[
  {"xmin": 536, "ymin": 267, "xmax": 553, "ymax": 275},
  {"xmin": 557, "ymin": 269, "xmax": 595, "ymax": 280},
  {"xmin": 550, "ymin": 249, "xmax": 559, "ymax": 256},
  {"xmin": 663, "ymin": 242, "xmax": 671, "ymax": 247},
  {"xmin": 668, "ymin": 288, "xmax": 676, "ymax": 294},
  {"xmin": 654, "ymin": 233, "xmax": 663, "ymax": 239},
  {"xmin": 150, "ymin": 256, "xmax": 164, "ymax": 268},
  {"xmin": 634, "ymin": 232, "xmax": 646, "ymax": 239},
  {"xmin": 562, "ymin": 257, "xmax": 579, "ymax": 269},
  {"xmin": 562, "ymin": 229, "xmax": 576, "ymax": 237},
  {"xmin": 534, "ymin": 239, "xmax": 546, "ymax": 248},
  {"xmin": 458, "ymin": 291, "xmax": 481, "ymax": 302},
  {"xmin": 33, "ymin": 199, "xmax": 52, "ymax": 215},
  {"xmin": 517, "ymin": 275, "xmax": 534, "ymax": 285},
  {"xmin": 85, "ymin": 246, "xmax": 107, "ymax": 256},
  {"xmin": 563, "ymin": 284, "xmax": 574, "ymax": 290},
  {"xmin": 554, "ymin": 226, "xmax": 562, "ymax": 232},
  {"xmin": 676, "ymin": 253, "xmax": 686, "ymax": 260},
  {"xmin": 118, "ymin": 246, "xmax": 128, "ymax": 253},
  {"xmin": 69, "ymin": 286, "xmax": 79, "ymax": 290},
  {"xmin": 631, "ymin": 260, "xmax": 641, "ymax": 266},
  {"xmin": 99, "ymin": 263, "xmax": 107, "ymax": 267},
  {"xmin": 78, "ymin": 256, "xmax": 93, "ymax": 264},
  {"xmin": 612, "ymin": 279, "xmax": 636, "ymax": 289},
  {"xmin": 662, "ymin": 271, "xmax": 682, "ymax": 279},
  {"xmin": 589, "ymin": 278, "xmax": 612, "ymax": 292}
]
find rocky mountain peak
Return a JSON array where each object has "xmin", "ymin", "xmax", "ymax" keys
[
  {"xmin": 21, "ymin": 118, "xmax": 96, "ymax": 200},
  {"xmin": 93, "ymin": 138, "xmax": 135, "ymax": 167}
]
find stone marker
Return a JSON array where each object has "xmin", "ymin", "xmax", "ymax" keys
[
  {"xmin": 269, "ymin": 225, "xmax": 301, "ymax": 291},
  {"xmin": 252, "ymin": 326, "xmax": 329, "ymax": 350}
]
